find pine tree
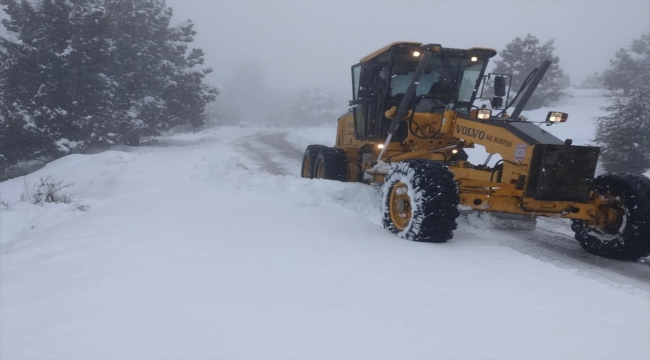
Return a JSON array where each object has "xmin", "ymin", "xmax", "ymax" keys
[
  {"xmin": 0, "ymin": 0, "xmax": 45, "ymax": 167},
  {"xmin": 492, "ymin": 34, "xmax": 567, "ymax": 110},
  {"xmin": 57, "ymin": 0, "xmax": 117, "ymax": 149},
  {"xmin": 162, "ymin": 21, "xmax": 218, "ymax": 130},
  {"xmin": 602, "ymin": 34, "xmax": 649, "ymax": 96},
  {"xmin": 0, "ymin": 0, "xmax": 217, "ymax": 167},
  {"xmin": 0, "ymin": 0, "xmax": 115, "ymax": 164},
  {"xmin": 595, "ymin": 72, "xmax": 650, "ymax": 174},
  {"xmin": 104, "ymin": 0, "xmax": 175, "ymax": 144},
  {"xmin": 104, "ymin": 0, "xmax": 216, "ymax": 143}
]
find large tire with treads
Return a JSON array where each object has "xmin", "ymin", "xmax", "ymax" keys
[
  {"xmin": 382, "ymin": 160, "xmax": 460, "ymax": 243},
  {"xmin": 571, "ymin": 173, "xmax": 650, "ymax": 260},
  {"xmin": 301, "ymin": 145, "xmax": 326, "ymax": 179},
  {"xmin": 313, "ymin": 147, "xmax": 347, "ymax": 182}
]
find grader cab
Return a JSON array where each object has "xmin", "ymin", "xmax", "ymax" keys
[{"xmin": 301, "ymin": 42, "xmax": 650, "ymax": 260}]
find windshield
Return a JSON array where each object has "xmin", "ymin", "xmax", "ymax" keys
[
  {"xmin": 458, "ymin": 61, "xmax": 484, "ymax": 103},
  {"xmin": 390, "ymin": 54, "xmax": 449, "ymax": 97},
  {"xmin": 388, "ymin": 52, "xmax": 486, "ymax": 108}
]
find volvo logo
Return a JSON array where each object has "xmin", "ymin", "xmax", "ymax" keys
[{"xmin": 455, "ymin": 125, "xmax": 485, "ymax": 140}]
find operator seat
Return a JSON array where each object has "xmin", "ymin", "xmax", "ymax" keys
[{"xmin": 430, "ymin": 81, "xmax": 456, "ymax": 103}]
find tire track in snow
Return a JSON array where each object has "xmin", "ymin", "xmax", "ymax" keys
[
  {"xmin": 461, "ymin": 216, "xmax": 650, "ymax": 287},
  {"xmin": 257, "ymin": 133, "xmax": 304, "ymax": 160},
  {"xmin": 236, "ymin": 132, "xmax": 303, "ymax": 176}
]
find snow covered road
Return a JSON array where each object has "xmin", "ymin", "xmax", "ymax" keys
[
  {"xmin": 1, "ymin": 126, "xmax": 649, "ymax": 359},
  {"xmin": 236, "ymin": 132, "xmax": 303, "ymax": 176},
  {"xmin": 461, "ymin": 215, "xmax": 650, "ymax": 285},
  {"xmin": 256, "ymin": 129, "xmax": 650, "ymax": 286}
]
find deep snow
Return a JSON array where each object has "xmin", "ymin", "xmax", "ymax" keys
[{"xmin": 1, "ymin": 89, "xmax": 649, "ymax": 359}]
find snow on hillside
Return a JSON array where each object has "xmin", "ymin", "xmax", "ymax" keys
[
  {"xmin": 1, "ymin": 90, "xmax": 649, "ymax": 359},
  {"xmin": 526, "ymin": 88, "xmax": 606, "ymax": 146}
]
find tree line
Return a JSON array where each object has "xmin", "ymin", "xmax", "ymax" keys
[{"xmin": 0, "ymin": 0, "xmax": 217, "ymax": 169}]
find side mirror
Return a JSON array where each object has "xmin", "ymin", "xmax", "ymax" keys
[
  {"xmin": 491, "ymin": 97, "xmax": 503, "ymax": 109},
  {"xmin": 494, "ymin": 76, "xmax": 506, "ymax": 97}
]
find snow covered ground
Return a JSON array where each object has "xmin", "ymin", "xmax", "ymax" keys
[{"xmin": 1, "ymin": 89, "xmax": 649, "ymax": 359}]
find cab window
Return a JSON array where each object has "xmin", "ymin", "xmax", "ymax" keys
[
  {"xmin": 352, "ymin": 65, "xmax": 361, "ymax": 100},
  {"xmin": 353, "ymin": 104, "xmax": 366, "ymax": 139}
]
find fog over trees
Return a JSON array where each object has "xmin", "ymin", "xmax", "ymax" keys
[
  {"xmin": 0, "ymin": 0, "xmax": 649, "ymax": 170},
  {"xmin": 595, "ymin": 73, "xmax": 650, "ymax": 174},
  {"xmin": 491, "ymin": 34, "xmax": 567, "ymax": 110},
  {"xmin": 163, "ymin": 1, "xmax": 647, "ymax": 107},
  {"xmin": 596, "ymin": 33, "xmax": 650, "ymax": 174},
  {"xmin": 602, "ymin": 34, "xmax": 649, "ymax": 96}
]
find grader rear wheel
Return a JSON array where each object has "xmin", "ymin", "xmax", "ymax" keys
[
  {"xmin": 301, "ymin": 145, "xmax": 326, "ymax": 179},
  {"xmin": 313, "ymin": 147, "xmax": 347, "ymax": 182}
]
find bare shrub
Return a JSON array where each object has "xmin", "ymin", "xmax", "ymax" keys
[{"xmin": 21, "ymin": 176, "xmax": 88, "ymax": 211}]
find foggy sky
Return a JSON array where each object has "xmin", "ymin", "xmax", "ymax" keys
[
  {"xmin": 1, "ymin": 0, "xmax": 648, "ymax": 105},
  {"xmin": 166, "ymin": 0, "xmax": 649, "ymax": 102}
]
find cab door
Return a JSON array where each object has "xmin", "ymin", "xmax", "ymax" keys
[
  {"xmin": 350, "ymin": 64, "xmax": 370, "ymax": 140},
  {"xmin": 351, "ymin": 63, "xmax": 388, "ymax": 141}
]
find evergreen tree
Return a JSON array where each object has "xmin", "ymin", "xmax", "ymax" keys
[
  {"xmin": 595, "ymin": 72, "xmax": 650, "ymax": 174},
  {"xmin": 104, "ymin": 0, "xmax": 216, "ymax": 143},
  {"xmin": 492, "ymin": 34, "xmax": 567, "ymax": 110},
  {"xmin": 0, "ymin": 0, "xmax": 217, "ymax": 167},
  {"xmin": 58, "ymin": 1, "xmax": 117, "ymax": 148},
  {"xmin": 602, "ymin": 34, "xmax": 649, "ymax": 96},
  {"xmin": 162, "ymin": 23, "xmax": 217, "ymax": 130},
  {"xmin": 0, "ymin": 0, "xmax": 114, "ymax": 165}
]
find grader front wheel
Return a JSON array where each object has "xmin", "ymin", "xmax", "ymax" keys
[
  {"xmin": 381, "ymin": 160, "xmax": 460, "ymax": 243},
  {"xmin": 571, "ymin": 173, "xmax": 650, "ymax": 260}
]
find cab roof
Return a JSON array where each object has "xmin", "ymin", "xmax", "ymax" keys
[
  {"xmin": 360, "ymin": 41, "xmax": 422, "ymax": 62},
  {"xmin": 359, "ymin": 41, "xmax": 497, "ymax": 62}
]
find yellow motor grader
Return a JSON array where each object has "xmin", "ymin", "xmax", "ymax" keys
[{"xmin": 301, "ymin": 42, "xmax": 650, "ymax": 260}]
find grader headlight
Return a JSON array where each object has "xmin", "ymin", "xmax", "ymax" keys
[
  {"xmin": 546, "ymin": 111, "xmax": 568, "ymax": 123},
  {"xmin": 477, "ymin": 109, "xmax": 492, "ymax": 120}
]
